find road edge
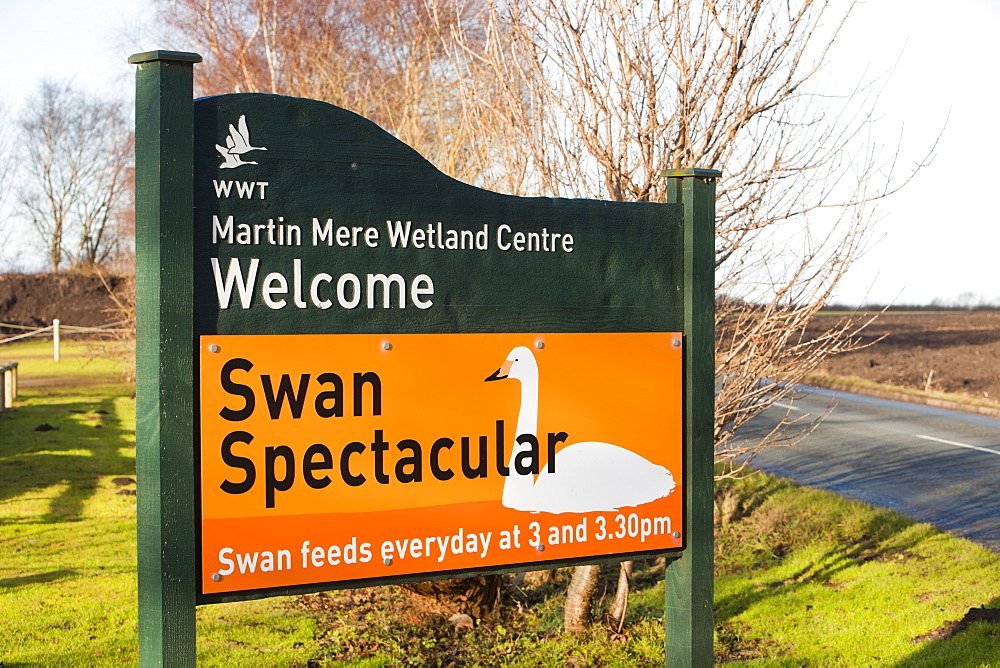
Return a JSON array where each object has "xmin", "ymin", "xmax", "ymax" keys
[{"xmin": 806, "ymin": 376, "xmax": 1000, "ymax": 419}]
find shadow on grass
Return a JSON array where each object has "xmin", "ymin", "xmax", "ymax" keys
[
  {"xmin": 0, "ymin": 568, "xmax": 79, "ymax": 588},
  {"xmin": 0, "ymin": 394, "xmax": 134, "ymax": 522},
  {"xmin": 714, "ymin": 499, "xmax": 920, "ymax": 622},
  {"xmin": 895, "ymin": 595, "xmax": 1000, "ymax": 666},
  {"xmin": 713, "ymin": 473, "xmax": 1000, "ymax": 664}
]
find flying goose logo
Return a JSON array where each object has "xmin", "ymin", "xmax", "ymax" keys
[{"xmin": 216, "ymin": 115, "xmax": 267, "ymax": 169}]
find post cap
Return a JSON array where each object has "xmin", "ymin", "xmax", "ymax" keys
[
  {"xmin": 660, "ymin": 168, "xmax": 722, "ymax": 179},
  {"xmin": 128, "ymin": 51, "xmax": 203, "ymax": 65}
]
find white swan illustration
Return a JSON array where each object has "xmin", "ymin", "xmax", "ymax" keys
[
  {"xmin": 485, "ymin": 346, "xmax": 676, "ymax": 513},
  {"xmin": 216, "ymin": 115, "xmax": 267, "ymax": 169},
  {"xmin": 228, "ymin": 115, "xmax": 267, "ymax": 155},
  {"xmin": 215, "ymin": 142, "xmax": 253, "ymax": 168}
]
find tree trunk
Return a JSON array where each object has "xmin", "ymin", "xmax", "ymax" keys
[
  {"xmin": 398, "ymin": 574, "xmax": 501, "ymax": 619},
  {"xmin": 563, "ymin": 564, "xmax": 601, "ymax": 633},
  {"xmin": 607, "ymin": 560, "xmax": 633, "ymax": 631}
]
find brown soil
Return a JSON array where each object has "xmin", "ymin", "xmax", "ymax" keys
[
  {"xmin": 0, "ymin": 273, "xmax": 129, "ymax": 334},
  {"xmin": 911, "ymin": 606, "xmax": 1000, "ymax": 643},
  {"xmin": 806, "ymin": 311, "xmax": 1000, "ymax": 402}
]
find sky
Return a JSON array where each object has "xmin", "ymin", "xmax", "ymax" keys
[
  {"xmin": 822, "ymin": 0, "xmax": 1000, "ymax": 306},
  {"xmin": 0, "ymin": 0, "xmax": 997, "ymax": 306}
]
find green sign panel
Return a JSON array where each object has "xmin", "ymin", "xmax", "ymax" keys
[
  {"xmin": 192, "ymin": 93, "xmax": 686, "ymax": 599},
  {"xmin": 193, "ymin": 94, "xmax": 683, "ymax": 336}
]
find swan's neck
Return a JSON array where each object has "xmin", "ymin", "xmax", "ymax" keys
[
  {"xmin": 503, "ymin": 369, "xmax": 539, "ymax": 507},
  {"xmin": 513, "ymin": 372, "xmax": 538, "ymax": 445}
]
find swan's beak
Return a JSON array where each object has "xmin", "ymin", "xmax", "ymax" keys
[{"xmin": 485, "ymin": 359, "xmax": 513, "ymax": 382}]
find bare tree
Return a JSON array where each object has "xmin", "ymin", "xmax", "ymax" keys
[
  {"xmin": 443, "ymin": 0, "xmax": 930, "ymax": 629},
  {"xmin": 453, "ymin": 0, "xmax": 930, "ymax": 472},
  {"xmin": 563, "ymin": 564, "xmax": 601, "ymax": 633},
  {"xmin": 105, "ymin": 148, "xmax": 136, "ymax": 275},
  {"xmin": 0, "ymin": 101, "xmax": 15, "ymax": 254},
  {"xmin": 18, "ymin": 81, "xmax": 132, "ymax": 272},
  {"xmin": 154, "ymin": 0, "xmax": 497, "ymax": 185},
  {"xmin": 153, "ymin": 0, "xmax": 931, "ymax": 631},
  {"xmin": 0, "ymin": 102, "xmax": 10, "ymax": 194}
]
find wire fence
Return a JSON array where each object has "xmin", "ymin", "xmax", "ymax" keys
[
  {"xmin": 0, "ymin": 318, "xmax": 133, "ymax": 378},
  {"xmin": 0, "ymin": 320, "xmax": 133, "ymax": 412},
  {"xmin": 0, "ymin": 320, "xmax": 132, "ymax": 346}
]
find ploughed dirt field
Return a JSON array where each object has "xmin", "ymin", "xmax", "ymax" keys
[
  {"xmin": 806, "ymin": 310, "xmax": 1000, "ymax": 403},
  {"xmin": 0, "ymin": 273, "xmax": 130, "ymax": 334}
]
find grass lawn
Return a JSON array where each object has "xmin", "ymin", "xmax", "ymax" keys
[
  {"xmin": 1, "ymin": 339, "xmax": 998, "ymax": 665},
  {"xmin": 714, "ymin": 475, "xmax": 1000, "ymax": 666},
  {"xmin": 0, "ymin": 341, "xmax": 322, "ymax": 666}
]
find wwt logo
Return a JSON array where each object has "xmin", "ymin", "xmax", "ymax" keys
[{"xmin": 215, "ymin": 115, "xmax": 266, "ymax": 169}]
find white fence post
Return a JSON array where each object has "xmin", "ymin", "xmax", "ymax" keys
[
  {"xmin": 0, "ymin": 362, "xmax": 17, "ymax": 411},
  {"xmin": 53, "ymin": 319, "xmax": 61, "ymax": 362}
]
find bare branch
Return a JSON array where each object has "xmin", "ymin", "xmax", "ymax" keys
[{"xmin": 16, "ymin": 82, "xmax": 132, "ymax": 272}]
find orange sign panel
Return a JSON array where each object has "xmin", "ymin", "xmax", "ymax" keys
[{"xmin": 199, "ymin": 332, "xmax": 683, "ymax": 594}]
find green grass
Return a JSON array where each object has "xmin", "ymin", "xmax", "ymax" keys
[
  {"xmin": 2, "ymin": 339, "xmax": 999, "ymax": 665},
  {"xmin": 2, "ymin": 339, "xmax": 131, "ymax": 396},
  {"xmin": 714, "ymin": 475, "xmax": 1000, "ymax": 665},
  {"xmin": 0, "ymin": 341, "xmax": 323, "ymax": 666}
]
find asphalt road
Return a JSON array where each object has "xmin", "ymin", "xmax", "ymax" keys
[{"xmin": 737, "ymin": 387, "xmax": 1000, "ymax": 553}]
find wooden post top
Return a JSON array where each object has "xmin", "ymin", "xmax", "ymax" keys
[
  {"xmin": 660, "ymin": 168, "xmax": 722, "ymax": 179},
  {"xmin": 128, "ymin": 50, "xmax": 202, "ymax": 65}
]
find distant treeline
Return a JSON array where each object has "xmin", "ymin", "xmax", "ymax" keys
[{"xmin": 719, "ymin": 294, "xmax": 1000, "ymax": 313}]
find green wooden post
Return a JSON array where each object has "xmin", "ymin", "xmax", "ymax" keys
[
  {"xmin": 662, "ymin": 168, "xmax": 719, "ymax": 666},
  {"xmin": 129, "ymin": 50, "xmax": 202, "ymax": 666}
]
